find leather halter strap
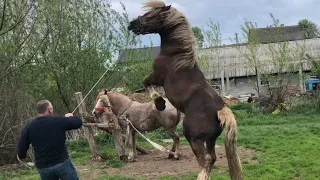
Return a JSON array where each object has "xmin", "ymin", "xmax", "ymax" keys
[{"xmin": 94, "ymin": 107, "xmax": 105, "ymax": 111}]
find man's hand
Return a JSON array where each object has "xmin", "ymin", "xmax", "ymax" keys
[{"xmin": 65, "ymin": 113, "xmax": 73, "ymax": 117}]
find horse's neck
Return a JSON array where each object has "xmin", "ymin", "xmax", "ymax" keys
[
  {"xmin": 160, "ymin": 34, "xmax": 180, "ymax": 50},
  {"xmin": 108, "ymin": 93, "xmax": 132, "ymax": 116},
  {"xmin": 160, "ymin": 27, "xmax": 188, "ymax": 50}
]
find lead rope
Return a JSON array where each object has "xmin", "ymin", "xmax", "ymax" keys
[
  {"xmin": 72, "ymin": 68, "xmax": 110, "ymax": 114},
  {"xmin": 115, "ymin": 100, "xmax": 173, "ymax": 154},
  {"xmin": 125, "ymin": 117, "xmax": 174, "ymax": 154}
]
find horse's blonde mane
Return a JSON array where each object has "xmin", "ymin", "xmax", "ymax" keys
[
  {"xmin": 142, "ymin": 0, "xmax": 196, "ymax": 72},
  {"xmin": 142, "ymin": 0, "xmax": 165, "ymax": 11}
]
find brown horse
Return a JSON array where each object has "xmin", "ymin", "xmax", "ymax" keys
[
  {"xmin": 92, "ymin": 89, "xmax": 181, "ymax": 162},
  {"xmin": 128, "ymin": 1, "xmax": 242, "ymax": 180}
]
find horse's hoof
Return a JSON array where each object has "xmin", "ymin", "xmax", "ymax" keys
[
  {"xmin": 168, "ymin": 153, "xmax": 174, "ymax": 159},
  {"xmin": 168, "ymin": 153, "xmax": 179, "ymax": 160},
  {"xmin": 155, "ymin": 97, "xmax": 166, "ymax": 111}
]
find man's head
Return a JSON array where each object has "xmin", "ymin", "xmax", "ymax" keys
[{"xmin": 36, "ymin": 100, "xmax": 53, "ymax": 116}]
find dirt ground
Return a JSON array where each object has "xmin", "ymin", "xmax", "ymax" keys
[{"xmin": 77, "ymin": 145, "xmax": 257, "ymax": 180}]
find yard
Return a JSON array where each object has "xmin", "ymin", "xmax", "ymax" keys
[{"xmin": 1, "ymin": 97, "xmax": 320, "ymax": 180}]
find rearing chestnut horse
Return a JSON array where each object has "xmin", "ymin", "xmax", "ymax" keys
[{"xmin": 128, "ymin": 1, "xmax": 243, "ymax": 180}]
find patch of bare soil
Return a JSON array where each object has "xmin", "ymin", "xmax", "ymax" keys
[{"xmin": 77, "ymin": 145, "xmax": 257, "ymax": 180}]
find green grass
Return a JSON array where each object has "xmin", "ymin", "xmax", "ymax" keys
[
  {"xmin": 2, "ymin": 99, "xmax": 320, "ymax": 180},
  {"xmin": 159, "ymin": 100, "xmax": 320, "ymax": 180},
  {"xmin": 226, "ymin": 101, "xmax": 320, "ymax": 180}
]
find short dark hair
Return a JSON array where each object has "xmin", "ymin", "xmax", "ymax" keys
[{"xmin": 36, "ymin": 100, "xmax": 51, "ymax": 114}]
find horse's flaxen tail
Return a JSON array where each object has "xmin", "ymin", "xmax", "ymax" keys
[{"xmin": 218, "ymin": 106, "xmax": 243, "ymax": 180}]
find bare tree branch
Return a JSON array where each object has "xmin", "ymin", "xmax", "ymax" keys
[
  {"xmin": 0, "ymin": 0, "xmax": 31, "ymax": 36},
  {"xmin": 0, "ymin": 0, "xmax": 7, "ymax": 31},
  {"xmin": 0, "ymin": 30, "xmax": 49, "ymax": 81},
  {"xmin": 3, "ymin": 19, "xmax": 37, "ymax": 74}
]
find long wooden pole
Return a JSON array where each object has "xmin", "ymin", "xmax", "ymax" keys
[
  {"xmin": 75, "ymin": 92, "xmax": 102, "ymax": 161},
  {"xmin": 100, "ymin": 95, "xmax": 127, "ymax": 160}
]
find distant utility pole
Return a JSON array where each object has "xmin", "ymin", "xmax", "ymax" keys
[{"xmin": 235, "ymin": 33, "xmax": 239, "ymax": 44}]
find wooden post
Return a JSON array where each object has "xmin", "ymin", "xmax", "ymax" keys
[
  {"xmin": 111, "ymin": 114, "xmax": 127, "ymax": 161},
  {"xmin": 256, "ymin": 67, "xmax": 261, "ymax": 97},
  {"xmin": 220, "ymin": 60, "xmax": 225, "ymax": 97},
  {"xmin": 101, "ymin": 96, "xmax": 127, "ymax": 161},
  {"xmin": 103, "ymin": 127, "xmax": 148, "ymax": 155},
  {"xmin": 75, "ymin": 92, "xmax": 102, "ymax": 161},
  {"xmin": 83, "ymin": 115, "xmax": 148, "ymax": 154},
  {"xmin": 226, "ymin": 69, "xmax": 230, "ymax": 94},
  {"xmin": 299, "ymin": 62, "xmax": 305, "ymax": 93}
]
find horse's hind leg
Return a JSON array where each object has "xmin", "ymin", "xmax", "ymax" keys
[
  {"xmin": 206, "ymin": 137, "xmax": 218, "ymax": 172},
  {"xmin": 186, "ymin": 138, "xmax": 209, "ymax": 180},
  {"xmin": 168, "ymin": 130, "xmax": 180, "ymax": 160}
]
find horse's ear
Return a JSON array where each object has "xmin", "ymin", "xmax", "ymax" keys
[
  {"xmin": 163, "ymin": 5, "xmax": 171, "ymax": 11},
  {"xmin": 104, "ymin": 89, "xmax": 108, "ymax": 94}
]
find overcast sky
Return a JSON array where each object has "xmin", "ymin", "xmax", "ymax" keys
[{"xmin": 110, "ymin": 0, "xmax": 320, "ymax": 47}]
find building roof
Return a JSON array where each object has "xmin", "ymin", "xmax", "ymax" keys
[
  {"xmin": 249, "ymin": 25, "xmax": 306, "ymax": 44},
  {"xmin": 117, "ymin": 46, "xmax": 160, "ymax": 63}
]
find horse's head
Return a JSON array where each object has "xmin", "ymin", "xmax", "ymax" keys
[
  {"xmin": 92, "ymin": 89, "xmax": 108, "ymax": 118},
  {"xmin": 128, "ymin": 1, "xmax": 172, "ymax": 35}
]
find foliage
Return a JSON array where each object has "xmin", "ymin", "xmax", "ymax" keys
[
  {"xmin": 191, "ymin": 26, "xmax": 204, "ymax": 48},
  {"xmin": 305, "ymin": 54, "xmax": 320, "ymax": 109},
  {"xmin": 203, "ymin": 18, "xmax": 222, "ymax": 48},
  {"xmin": 234, "ymin": 18, "xmax": 261, "ymax": 95},
  {"xmin": 196, "ymin": 19, "xmax": 223, "ymax": 88},
  {"xmin": 298, "ymin": 19, "xmax": 319, "ymax": 39},
  {"xmin": 116, "ymin": 47, "xmax": 154, "ymax": 91},
  {"xmin": 306, "ymin": 54, "xmax": 320, "ymax": 78},
  {"xmin": 0, "ymin": 0, "xmax": 141, "ymax": 166},
  {"xmin": 234, "ymin": 13, "xmax": 307, "ymax": 113}
]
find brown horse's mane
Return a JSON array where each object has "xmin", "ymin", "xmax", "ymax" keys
[{"xmin": 142, "ymin": 0, "xmax": 196, "ymax": 73}]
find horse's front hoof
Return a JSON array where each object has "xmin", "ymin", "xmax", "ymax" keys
[
  {"xmin": 174, "ymin": 154, "xmax": 180, "ymax": 160},
  {"xmin": 168, "ymin": 153, "xmax": 174, "ymax": 159},
  {"xmin": 155, "ymin": 97, "xmax": 166, "ymax": 111},
  {"xmin": 168, "ymin": 153, "xmax": 179, "ymax": 160}
]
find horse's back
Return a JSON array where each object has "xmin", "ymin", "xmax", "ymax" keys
[{"xmin": 157, "ymin": 98, "xmax": 180, "ymax": 124}]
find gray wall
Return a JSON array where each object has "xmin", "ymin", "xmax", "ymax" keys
[{"xmin": 215, "ymin": 73, "xmax": 302, "ymax": 97}]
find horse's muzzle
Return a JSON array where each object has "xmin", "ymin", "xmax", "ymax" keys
[{"xmin": 128, "ymin": 17, "xmax": 143, "ymax": 35}]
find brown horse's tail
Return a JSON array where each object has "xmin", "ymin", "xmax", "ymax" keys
[{"xmin": 218, "ymin": 106, "xmax": 243, "ymax": 180}]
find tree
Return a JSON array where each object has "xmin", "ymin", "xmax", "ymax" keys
[
  {"xmin": 0, "ymin": 0, "xmax": 142, "ymax": 165},
  {"xmin": 192, "ymin": 26, "xmax": 204, "ymax": 48},
  {"xmin": 298, "ymin": 19, "xmax": 319, "ymax": 39},
  {"xmin": 198, "ymin": 19, "xmax": 223, "ymax": 93},
  {"xmin": 233, "ymin": 13, "xmax": 305, "ymax": 113}
]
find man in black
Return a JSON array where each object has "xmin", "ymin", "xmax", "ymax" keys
[{"xmin": 16, "ymin": 99, "xmax": 83, "ymax": 180}]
